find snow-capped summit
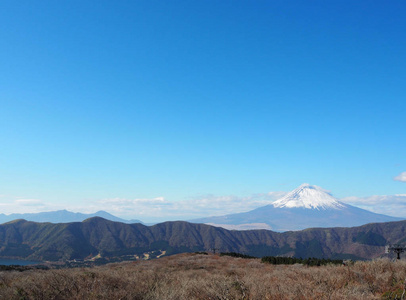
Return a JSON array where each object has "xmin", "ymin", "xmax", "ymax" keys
[
  {"xmin": 191, "ymin": 183, "xmax": 403, "ymax": 231},
  {"xmin": 272, "ymin": 183, "xmax": 345, "ymax": 210}
]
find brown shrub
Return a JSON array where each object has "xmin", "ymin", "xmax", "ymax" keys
[{"xmin": 0, "ymin": 254, "xmax": 405, "ymax": 299}]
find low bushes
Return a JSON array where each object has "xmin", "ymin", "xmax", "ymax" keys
[{"xmin": 0, "ymin": 254, "xmax": 405, "ymax": 299}]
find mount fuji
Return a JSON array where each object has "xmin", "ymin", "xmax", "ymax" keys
[{"xmin": 191, "ymin": 184, "xmax": 403, "ymax": 232}]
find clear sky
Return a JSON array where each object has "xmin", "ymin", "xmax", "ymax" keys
[{"xmin": 1, "ymin": 1, "xmax": 405, "ymax": 222}]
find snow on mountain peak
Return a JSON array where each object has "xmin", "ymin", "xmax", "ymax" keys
[{"xmin": 272, "ymin": 183, "xmax": 345, "ymax": 210}]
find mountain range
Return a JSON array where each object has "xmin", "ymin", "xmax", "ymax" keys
[
  {"xmin": 0, "ymin": 184, "xmax": 403, "ymax": 263},
  {"xmin": 0, "ymin": 217, "xmax": 405, "ymax": 261},
  {"xmin": 2, "ymin": 184, "xmax": 402, "ymax": 233},
  {"xmin": 0, "ymin": 210, "xmax": 142, "ymax": 224},
  {"xmin": 191, "ymin": 184, "xmax": 403, "ymax": 231}
]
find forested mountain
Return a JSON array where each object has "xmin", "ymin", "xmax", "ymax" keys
[{"xmin": 0, "ymin": 217, "xmax": 405, "ymax": 261}]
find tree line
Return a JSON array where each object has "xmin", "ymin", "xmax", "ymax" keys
[{"xmin": 261, "ymin": 256, "xmax": 343, "ymax": 266}]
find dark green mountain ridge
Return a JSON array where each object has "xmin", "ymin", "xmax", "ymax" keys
[{"xmin": 1, "ymin": 217, "xmax": 405, "ymax": 261}]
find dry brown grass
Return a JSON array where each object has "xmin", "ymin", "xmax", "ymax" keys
[{"xmin": 1, "ymin": 253, "xmax": 405, "ymax": 299}]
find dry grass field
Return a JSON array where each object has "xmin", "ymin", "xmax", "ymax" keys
[{"xmin": 1, "ymin": 253, "xmax": 405, "ymax": 299}]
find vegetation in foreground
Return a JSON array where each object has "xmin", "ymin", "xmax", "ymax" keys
[{"xmin": 0, "ymin": 253, "xmax": 406, "ymax": 299}]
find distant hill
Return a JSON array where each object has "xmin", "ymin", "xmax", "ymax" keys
[
  {"xmin": 191, "ymin": 184, "xmax": 403, "ymax": 231},
  {"xmin": 0, "ymin": 210, "xmax": 142, "ymax": 224},
  {"xmin": 1, "ymin": 217, "xmax": 406, "ymax": 261}
]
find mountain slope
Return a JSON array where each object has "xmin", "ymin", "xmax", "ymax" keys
[
  {"xmin": 191, "ymin": 184, "xmax": 403, "ymax": 231},
  {"xmin": 0, "ymin": 210, "xmax": 142, "ymax": 224},
  {"xmin": 272, "ymin": 184, "xmax": 345, "ymax": 210},
  {"xmin": 1, "ymin": 217, "xmax": 406, "ymax": 261}
]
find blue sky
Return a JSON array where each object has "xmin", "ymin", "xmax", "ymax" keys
[{"xmin": 1, "ymin": 1, "xmax": 405, "ymax": 222}]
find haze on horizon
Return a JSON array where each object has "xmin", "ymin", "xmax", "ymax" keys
[{"xmin": 0, "ymin": 1, "xmax": 405, "ymax": 223}]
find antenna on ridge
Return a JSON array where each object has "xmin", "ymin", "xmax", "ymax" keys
[{"xmin": 386, "ymin": 244, "xmax": 406, "ymax": 260}]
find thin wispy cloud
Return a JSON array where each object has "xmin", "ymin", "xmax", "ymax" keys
[
  {"xmin": 94, "ymin": 197, "xmax": 171, "ymax": 218},
  {"xmin": 0, "ymin": 198, "xmax": 57, "ymax": 214},
  {"xmin": 394, "ymin": 172, "xmax": 406, "ymax": 182},
  {"xmin": 1, "ymin": 189, "xmax": 405, "ymax": 222},
  {"xmin": 15, "ymin": 199, "xmax": 45, "ymax": 206},
  {"xmin": 92, "ymin": 191, "xmax": 288, "ymax": 221},
  {"xmin": 341, "ymin": 195, "xmax": 406, "ymax": 218}
]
